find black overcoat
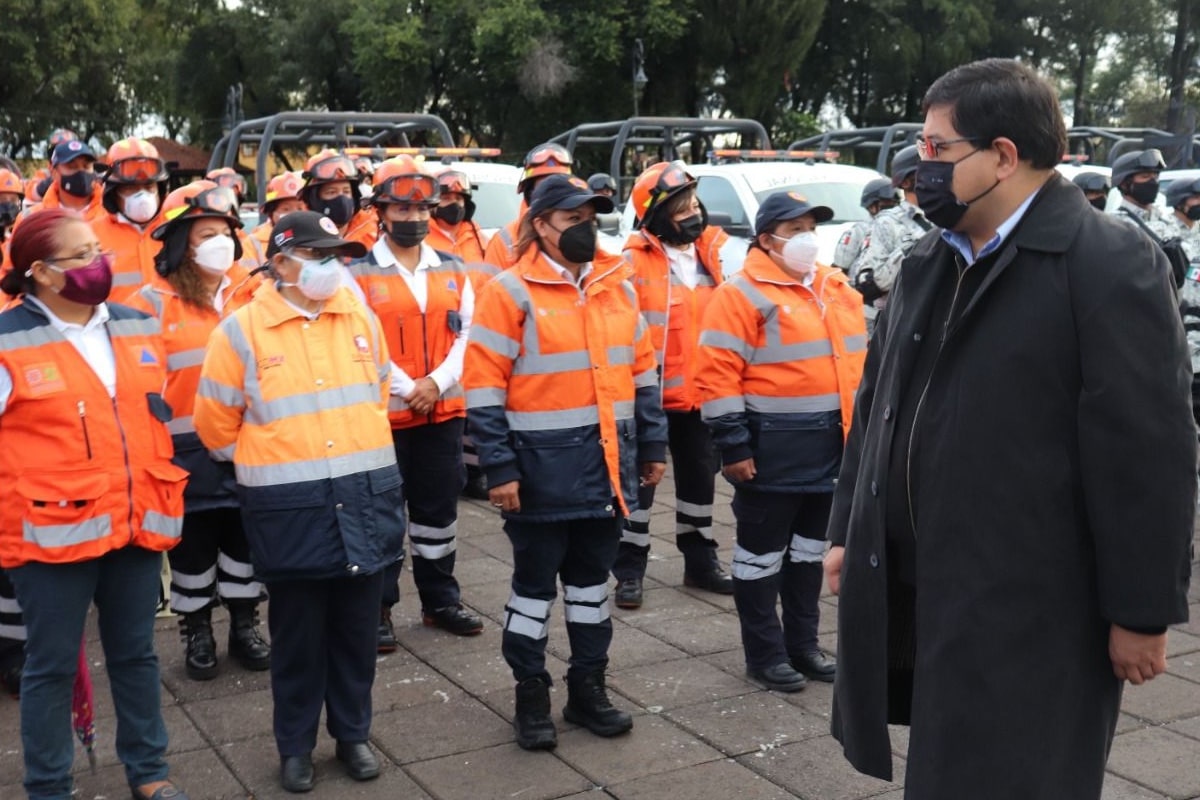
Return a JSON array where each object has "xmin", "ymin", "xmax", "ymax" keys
[{"xmin": 828, "ymin": 173, "xmax": 1196, "ymax": 799}]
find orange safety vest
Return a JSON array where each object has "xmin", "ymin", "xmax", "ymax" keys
[
  {"xmin": 625, "ymin": 226, "xmax": 727, "ymax": 412},
  {"xmin": 426, "ymin": 218, "xmax": 486, "ymax": 264},
  {"xmin": 92, "ymin": 211, "xmax": 165, "ymax": 304},
  {"xmin": 348, "ymin": 248, "xmax": 468, "ymax": 429},
  {"xmin": 0, "ymin": 301, "xmax": 187, "ymax": 567},
  {"xmin": 465, "ymin": 248, "xmax": 662, "ymax": 517}
]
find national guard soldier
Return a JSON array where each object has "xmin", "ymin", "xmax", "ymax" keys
[
  {"xmin": 1165, "ymin": 177, "xmax": 1200, "ymax": 254},
  {"xmin": 1110, "ymin": 149, "xmax": 1175, "ymax": 239},
  {"xmin": 1071, "ymin": 171, "xmax": 1111, "ymax": 211},
  {"xmin": 832, "ymin": 177, "xmax": 898, "ymax": 273}
]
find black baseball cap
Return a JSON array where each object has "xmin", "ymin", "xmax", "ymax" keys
[
  {"xmin": 528, "ymin": 174, "xmax": 615, "ymax": 217},
  {"xmin": 267, "ymin": 210, "xmax": 367, "ymax": 259},
  {"xmin": 755, "ymin": 191, "xmax": 834, "ymax": 234}
]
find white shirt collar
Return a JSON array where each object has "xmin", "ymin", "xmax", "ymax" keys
[
  {"xmin": 371, "ymin": 238, "xmax": 442, "ymax": 272},
  {"xmin": 25, "ymin": 294, "xmax": 110, "ymax": 332},
  {"xmin": 541, "ymin": 253, "xmax": 592, "ymax": 286}
]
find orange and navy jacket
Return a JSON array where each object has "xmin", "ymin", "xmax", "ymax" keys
[
  {"xmin": 343, "ymin": 209, "xmax": 379, "ymax": 250},
  {"xmin": 193, "ymin": 281, "xmax": 404, "ymax": 580},
  {"xmin": 0, "ymin": 300, "xmax": 186, "ymax": 567},
  {"xmin": 427, "ymin": 218, "xmax": 498, "ymax": 291},
  {"xmin": 17, "ymin": 181, "xmax": 105, "ymax": 228},
  {"xmin": 465, "ymin": 247, "xmax": 668, "ymax": 521},
  {"xmin": 125, "ymin": 267, "xmax": 259, "ymax": 510},
  {"xmin": 93, "ymin": 211, "xmax": 165, "ymax": 304},
  {"xmin": 695, "ymin": 247, "xmax": 867, "ymax": 492},
  {"xmin": 347, "ymin": 246, "xmax": 469, "ymax": 429},
  {"xmin": 625, "ymin": 225, "xmax": 728, "ymax": 412}
]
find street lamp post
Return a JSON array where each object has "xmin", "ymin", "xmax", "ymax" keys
[{"xmin": 632, "ymin": 39, "xmax": 648, "ymax": 117}]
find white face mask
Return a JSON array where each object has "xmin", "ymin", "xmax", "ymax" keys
[
  {"xmin": 193, "ymin": 234, "xmax": 236, "ymax": 276},
  {"xmin": 284, "ymin": 254, "xmax": 342, "ymax": 300},
  {"xmin": 773, "ymin": 231, "xmax": 820, "ymax": 276},
  {"xmin": 122, "ymin": 189, "xmax": 159, "ymax": 224}
]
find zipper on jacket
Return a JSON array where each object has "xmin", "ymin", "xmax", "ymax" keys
[
  {"xmin": 398, "ymin": 320, "xmax": 406, "ymax": 354},
  {"xmin": 906, "ymin": 257, "xmax": 969, "ymax": 539},
  {"xmin": 78, "ymin": 400, "xmax": 93, "ymax": 460}
]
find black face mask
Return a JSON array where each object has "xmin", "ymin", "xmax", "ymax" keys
[
  {"xmin": 653, "ymin": 213, "xmax": 704, "ymax": 245},
  {"xmin": 433, "ymin": 203, "xmax": 465, "ymax": 226},
  {"xmin": 1089, "ymin": 196, "xmax": 1108, "ymax": 212},
  {"xmin": 1187, "ymin": 206, "xmax": 1200, "ymax": 222},
  {"xmin": 60, "ymin": 170, "xmax": 96, "ymax": 199},
  {"xmin": 1128, "ymin": 180, "xmax": 1159, "ymax": 206},
  {"xmin": 552, "ymin": 220, "xmax": 598, "ymax": 264},
  {"xmin": 913, "ymin": 149, "xmax": 998, "ymax": 230},
  {"xmin": 387, "ymin": 219, "xmax": 428, "ymax": 248},
  {"xmin": 319, "ymin": 194, "xmax": 356, "ymax": 227},
  {"xmin": 0, "ymin": 201, "xmax": 18, "ymax": 227}
]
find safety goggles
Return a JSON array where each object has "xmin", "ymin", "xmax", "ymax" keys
[
  {"xmin": 1075, "ymin": 174, "xmax": 1110, "ymax": 193},
  {"xmin": 1128, "ymin": 149, "xmax": 1166, "ymax": 171},
  {"xmin": 108, "ymin": 156, "xmax": 165, "ymax": 183},
  {"xmin": 211, "ymin": 172, "xmax": 247, "ymax": 197},
  {"xmin": 437, "ymin": 171, "xmax": 471, "ymax": 195},
  {"xmin": 163, "ymin": 186, "xmax": 238, "ymax": 222},
  {"xmin": 527, "ymin": 144, "xmax": 572, "ymax": 169},
  {"xmin": 306, "ymin": 155, "xmax": 358, "ymax": 183},
  {"xmin": 377, "ymin": 174, "xmax": 439, "ymax": 204},
  {"xmin": 914, "ymin": 134, "xmax": 984, "ymax": 160}
]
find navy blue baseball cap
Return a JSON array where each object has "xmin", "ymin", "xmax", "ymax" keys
[
  {"xmin": 50, "ymin": 140, "xmax": 97, "ymax": 167},
  {"xmin": 755, "ymin": 191, "xmax": 834, "ymax": 234},
  {"xmin": 528, "ymin": 174, "xmax": 615, "ymax": 217}
]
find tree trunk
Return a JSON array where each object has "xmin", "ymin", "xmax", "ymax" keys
[
  {"xmin": 1166, "ymin": 0, "xmax": 1194, "ymax": 131},
  {"xmin": 1073, "ymin": 46, "xmax": 1091, "ymax": 128}
]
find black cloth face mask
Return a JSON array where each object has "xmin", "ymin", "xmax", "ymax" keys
[
  {"xmin": 913, "ymin": 147, "xmax": 998, "ymax": 230},
  {"xmin": 387, "ymin": 219, "xmax": 428, "ymax": 248},
  {"xmin": 433, "ymin": 204, "xmax": 465, "ymax": 225},
  {"xmin": 319, "ymin": 194, "xmax": 356, "ymax": 227}
]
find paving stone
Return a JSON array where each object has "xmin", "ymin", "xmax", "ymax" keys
[
  {"xmin": 634, "ymin": 612, "xmax": 743, "ymax": 656},
  {"xmin": 613, "ymin": 587, "xmax": 729, "ymax": 630},
  {"xmin": 605, "ymin": 620, "xmax": 690, "ymax": 670},
  {"xmin": 1119, "ymin": 673, "xmax": 1200, "ymax": 724},
  {"xmin": 70, "ymin": 747, "xmax": 246, "ymax": 800},
  {"xmin": 404, "ymin": 742, "xmax": 592, "ymax": 800},
  {"xmin": 373, "ymin": 656, "xmax": 466, "ymax": 713},
  {"xmin": 71, "ymin": 703, "xmax": 207, "ymax": 773},
  {"xmin": 1167, "ymin": 713, "xmax": 1200, "ymax": 740},
  {"xmin": 608, "ymin": 656, "xmax": 754, "ymax": 711},
  {"xmin": 1107, "ymin": 726, "xmax": 1200, "ymax": 798},
  {"xmin": 1165, "ymin": 629, "xmax": 1200, "ymax": 657},
  {"xmin": 371, "ymin": 694, "xmax": 513, "ymax": 764},
  {"xmin": 552, "ymin": 712, "xmax": 723, "ymax": 785},
  {"xmin": 737, "ymin": 734, "xmax": 903, "ymax": 800},
  {"xmin": 1166, "ymin": 652, "xmax": 1200, "ymax": 685},
  {"xmin": 186, "ymin": 687, "xmax": 275, "ymax": 744},
  {"xmin": 665, "ymin": 691, "xmax": 830, "ymax": 756},
  {"xmin": 608, "ymin": 757, "xmax": 797, "ymax": 800},
  {"xmin": 1101, "ymin": 773, "xmax": 1171, "ymax": 799},
  {"xmin": 1170, "ymin": 603, "xmax": 1200, "ymax": 637},
  {"xmin": 160, "ymin": 658, "xmax": 273, "ymax": 703}
]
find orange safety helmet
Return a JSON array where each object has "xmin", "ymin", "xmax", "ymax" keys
[
  {"xmin": 0, "ymin": 169, "xmax": 23, "ymax": 197},
  {"xmin": 434, "ymin": 168, "xmax": 475, "ymax": 221},
  {"xmin": 262, "ymin": 171, "xmax": 304, "ymax": 212},
  {"xmin": 630, "ymin": 160, "xmax": 697, "ymax": 229},
  {"xmin": 102, "ymin": 138, "xmax": 169, "ymax": 214},
  {"xmin": 518, "ymin": 143, "xmax": 572, "ymax": 193},
  {"xmin": 151, "ymin": 180, "xmax": 244, "ymax": 275},
  {"xmin": 370, "ymin": 156, "xmax": 439, "ymax": 207},
  {"xmin": 302, "ymin": 148, "xmax": 361, "ymax": 208},
  {"xmin": 206, "ymin": 166, "xmax": 248, "ymax": 203}
]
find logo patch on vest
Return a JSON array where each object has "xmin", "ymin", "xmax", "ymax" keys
[
  {"xmin": 368, "ymin": 284, "xmax": 390, "ymax": 303},
  {"xmin": 258, "ymin": 355, "xmax": 285, "ymax": 370},
  {"xmin": 24, "ymin": 362, "xmax": 65, "ymax": 396},
  {"xmin": 354, "ymin": 335, "xmax": 370, "ymax": 354},
  {"xmin": 139, "ymin": 347, "xmax": 159, "ymax": 366},
  {"xmin": 446, "ymin": 279, "xmax": 457, "ymax": 291}
]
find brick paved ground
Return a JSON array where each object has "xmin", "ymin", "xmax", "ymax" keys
[{"xmin": 2, "ymin": 467, "xmax": 1198, "ymax": 799}]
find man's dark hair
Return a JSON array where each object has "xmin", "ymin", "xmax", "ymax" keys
[{"xmin": 922, "ymin": 58, "xmax": 1066, "ymax": 170}]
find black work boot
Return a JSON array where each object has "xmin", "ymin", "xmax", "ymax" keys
[
  {"xmin": 683, "ymin": 547, "xmax": 734, "ymax": 595},
  {"xmin": 179, "ymin": 608, "xmax": 218, "ymax": 681},
  {"xmin": 563, "ymin": 671, "xmax": 633, "ymax": 737},
  {"xmin": 227, "ymin": 600, "xmax": 271, "ymax": 671},
  {"xmin": 513, "ymin": 676, "xmax": 557, "ymax": 750}
]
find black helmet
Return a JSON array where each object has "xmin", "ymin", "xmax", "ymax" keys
[
  {"xmin": 1165, "ymin": 176, "xmax": 1200, "ymax": 209},
  {"xmin": 890, "ymin": 145, "xmax": 920, "ymax": 186},
  {"xmin": 587, "ymin": 173, "xmax": 617, "ymax": 195},
  {"xmin": 1111, "ymin": 149, "xmax": 1165, "ymax": 187},
  {"xmin": 860, "ymin": 178, "xmax": 898, "ymax": 208},
  {"xmin": 1071, "ymin": 171, "xmax": 1110, "ymax": 194}
]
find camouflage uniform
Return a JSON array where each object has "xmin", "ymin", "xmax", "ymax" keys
[
  {"xmin": 833, "ymin": 220, "xmax": 871, "ymax": 274},
  {"xmin": 850, "ymin": 200, "xmax": 932, "ymax": 302},
  {"xmin": 1112, "ymin": 198, "xmax": 1177, "ymax": 241}
]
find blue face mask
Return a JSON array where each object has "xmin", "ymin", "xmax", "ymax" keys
[{"xmin": 60, "ymin": 170, "xmax": 96, "ymax": 199}]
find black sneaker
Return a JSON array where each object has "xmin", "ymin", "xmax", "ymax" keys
[
  {"xmin": 614, "ymin": 578, "xmax": 643, "ymax": 609},
  {"xmin": 422, "ymin": 605, "xmax": 484, "ymax": 636}
]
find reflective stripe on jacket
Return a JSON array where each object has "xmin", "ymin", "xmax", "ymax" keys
[
  {"xmin": 465, "ymin": 248, "xmax": 668, "ymax": 521},
  {"xmin": 348, "ymin": 249, "xmax": 468, "ymax": 428},
  {"xmin": 696, "ymin": 248, "xmax": 867, "ymax": 492},
  {"xmin": 126, "ymin": 269, "xmax": 258, "ymax": 510},
  {"xmin": 193, "ymin": 282, "xmax": 403, "ymax": 580},
  {"xmin": 93, "ymin": 211, "xmax": 165, "ymax": 304},
  {"xmin": 625, "ymin": 226, "xmax": 727, "ymax": 412},
  {"xmin": 0, "ymin": 301, "xmax": 186, "ymax": 567}
]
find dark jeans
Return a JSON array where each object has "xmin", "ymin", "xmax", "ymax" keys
[
  {"xmin": 9, "ymin": 546, "xmax": 169, "ymax": 799},
  {"xmin": 502, "ymin": 516, "xmax": 622, "ymax": 683},
  {"xmin": 267, "ymin": 571, "xmax": 384, "ymax": 756}
]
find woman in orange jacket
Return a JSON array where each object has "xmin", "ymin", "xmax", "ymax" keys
[
  {"xmin": 466, "ymin": 174, "xmax": 668, "ymax": 751},
  {"xmin": 0, "ymin": 208, "xmax": 190, "ymax": 800},
  {"xmin": 614, "ymin": 161, "xmax": 734, "ymax": 610},
  {"xmin": 126, "ymin": 181, "xmax": 269, "ymax": 683},
  {"xmin": 696, "ymin": 191, "xmax": 867, "ymax": 694}
]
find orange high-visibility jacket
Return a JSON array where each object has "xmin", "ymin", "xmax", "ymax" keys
[
  {"xmin": 17, "ymin": 182, "xmax": 106, "ymax": 229},
  {"xmin": 465, "ymin": 247, "xmax": 668, "ymax": 521},
  {"xmin": 194, "ymin": 281, "xmax": 403, "ymax": 579},
  {"xmin": 93, "ymin": 211, "xmax": 165, "ymax": 304},
  {"xmin": 347, "ymin": 247, "xmax": 469, "ymax": 429},
  {"xmin": 126, "ymin": 268, "xmax": 259, "ymax": 510},
  {"xmin": 427, "ymin": 218, "xmax": 486, "ymax": 265},
  {"xmin": 696, "ymin": 247, "xmax": 867, "ymax": 492},
  {"xmin": 343, "ymin": 209, "xmax": 379, "ymax": 250},
  {"xmin": 483, "ymin": 219, "xmax": 519, "ymax": 271},
  {"xmin": 236, "ymin": 227, "xmax": 264, "ymax": 270},
  {"xmin": 0, "ymin": 301, "xmax": 187, "ymax": 567},
  {"xmin": 624, "ymin": 225, "xmax": 728, "ymax": 412}
]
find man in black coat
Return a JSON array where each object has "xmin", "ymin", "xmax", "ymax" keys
[{"xmin": 824, "ymin": 58, "xmax": 1196, "ymax": 799}]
